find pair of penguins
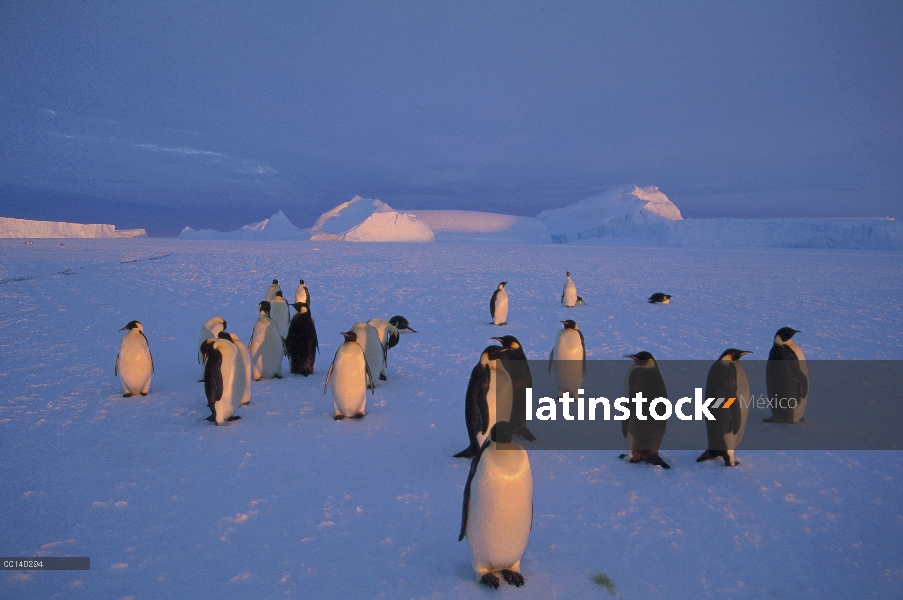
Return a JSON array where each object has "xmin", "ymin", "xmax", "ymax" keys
[
  {"xmin": 488, "ymin": 273, "xmax": 583, "ymax": 326},
  {"xmin": 324, "ymin": 316, "xmax": 417, "ymax": 419}
]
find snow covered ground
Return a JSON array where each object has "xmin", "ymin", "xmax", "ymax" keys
[{"xmin": 1, "ymin": 239, "xmax": 901, "ymax": 599}]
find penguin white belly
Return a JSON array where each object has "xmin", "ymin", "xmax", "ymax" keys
[
  {"xmin": 118, "ymin": 333, "xmax": 153, "ymax": 395},
  {"xmin": 552, "ymin": 330, "xmax": 583, "ymax": 393},
  {"xmin": 352, "ymin": 323, "xmax": 384, "ymax": 385},
  {"xmin": 332, "ymin": 344, "xmax": 367, "ymax": 417},
  {"xmin": 493, "ymin": 290, "xmax": 508, "ymax": 326},
  {"xmin": 294, "ymin": 286, "xmax": 308, "ymax": 304},
  {"xmin": 467, "ymin": 447, "xmax": 533, "ymax": 576},
  {"xmin": 562, "ymin": 280, "xmax": 577, "ymax": 307},
  {"xmin": 787, "ymin": 340, "xmax": 808, "ymax": 421},
  {"xmin": 271, "ymin": 300, "xmax": 291, "ymax": 339},
  {"xmin": 213, "ymin": 339, "xmax": 240, "ymax": 423},
  {"xmin": 727, "ymin": 363, "xmax": 750, "ymax": 451},
  {"xmin": 249, "ymin": 316, "xmax": 284, "ymax": 379},
  {"xmin": 229, "ymin": 334, "xmax": 252, "ymax": 406}
]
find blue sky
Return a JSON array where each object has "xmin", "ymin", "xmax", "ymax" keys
[{"xmin": 1, "ymin": 1, "xmax": 901, "ymax": 235}]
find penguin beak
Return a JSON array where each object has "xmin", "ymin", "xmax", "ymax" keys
[
  {"xmin": 624, "ymin": 354, "xmax": 636, "ymax": 360},
  {"xmin": 739, "ymin": 350, "xmax": 753, "ymax": 356}
]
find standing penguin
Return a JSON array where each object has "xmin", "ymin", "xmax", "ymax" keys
[
  {"xmin": 697, "ymin": 348, "xmax": 752, "ymax": 466},
  {"xmin": 351, "ymin": 322, "xmax": 384, "ymax": 386},
  {"xmin": 367, "ymin": 315, "xmax": 417, "ymax": 381},
  {"xmin": 248, "ymin": 301, "xmax": 284, "ymax": 380},
  {"xmin": 459, "ymin": 422, "xmax": 532, "ymax": 589},
  {"xmin": 619, "ymin": 352, "xmax": 670, "ymax": 468},
  {"xmin": 264, "ymin": 279, "xmax": 281, "ymax": 302},
  {"xmin": 197, "ymin": 316, "xmax": 226, "ymax": 379},
  {"xmin": 490, "ymin": 282, "xmax": 508, "ymax": 326},
  {"xmin": 115, "ymin": 321, "xmax": 153, "ymax": 397},
  {"xmin": 270, "ymin": 291, "xmax": 291, "ymax": 339},
  {"xmin": 492, "ymin": 335, "xmax": 536, "ymax": 442},
  {"xmin": 764, "ymin": 327, "xmax": 808, "ymax": 423},
  {"xmin": 548, "ymin": 320, "xmax": 585, "ymax": 395},
  {"xmin": 454, "ymin": 345, "xmax": 511, "ymax": 458},
  {"xmin": 200, "ymin": 335, "xmax": 242, "ymax": 425},
  {"xmin": 561, "ymin": 272, "xmax": 578, "ymax": 307},
  {"xmin": 324, "ymin": 331, "xmax": 374, "ymax": 419},
  {"xmin": 225, "ymin": 332, "xmax": 252, "ymax": 406},
  {"xmin": 648, "ymin": 293, "xmax": 671, "ymax": 304},
  {"xmin": 286, "ymin": 302, "xmax": 318, "ymax": 376},
  {"xmin": 294, "ymin": 279, "xmax": 310, "ymax": 305}
]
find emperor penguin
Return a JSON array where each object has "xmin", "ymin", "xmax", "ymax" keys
[
  {"xmin": 619, "ymin": 352, "xmax": 670, "ymax": 468},
  {"xmin": 324, "ymin": 331, "xmax": 374, "ymax": 419},
  {"xmin": 367, "ymin": 315, "xmax": 418, "ymax": 380},
  {"xmin": 454, "ymin": 345, "xmax": 511, "ymax": 458},
  {"xmin": 115, "ymin": 321, "xmax": 153, "ymax": 397},
  {"xmin": 225, "ymin": 331, "xmax": 252, "ymax": 406},
  {"xmin": 490, "ymin": 282, "xmax": 508, "ymax": 326},
  {"xmin": 286, "ymin": 302, "xmax": 318, "ymax": 376},
  {"xmin": 697, "ymin": 349, "xmax": 752, "ymax": 466},
  {"xmin": 248, "ymin": 301, "xmax": 284, "ymax": 380},
  {"xmin": 548, "ymin": 320, "xmax": 585, "ymax": 396},
  {"xmin": 200, "ymin": 335, "xmax": 242, "ymax": 424},
  {"xmin": 270, "ymin": 291, "xmax": 291, "ymax": 340},
  {"xmin": 648, "ymin": 293, "xmax": 671, "ymax": 304},
  {"xmin": 351, "ymin": 322, "xmax": 384, "ymax": 387},
  {"xmin": 264, "ymin": 279, "xmax": 281, "ymax": 303},
  {"xmin": 294, "ymin": 279, "xmax": 310, "ymax": 305},
  {"xmin": 492, "ymin": 335, "xmax": 536, "ymax": 442},
  {"xmin": 764, "ymin": 327, "xmax": 808, "ymax": 423},
  {"xmin": 197, "ymin": 316, "xmax": 226, "ymax": 379},
  {"xmin": 459, "ymin": 422, "xmax": 532, "ymax": 589},
  {"xmin": 561, "ymin": 272, "xmax": 578, "ymax": 307}
]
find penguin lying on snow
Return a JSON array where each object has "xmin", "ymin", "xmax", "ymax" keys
[
  {"xmin": 324, "ymin": 331, "xmax": 374, "ymax": 419},
  {"xmin": 764, "ymin": 327, "xmax": 808, "ymax": 423},
  {"xmin": 648, "ymin": 293, "xmax": 671, "ymax": 304},
  {"xmin": 697, "ymin": 348, "xmax": 751, "ymax": 466},
  {"xmin": 490, "ymin": 282, "xmax": 508, "ymax": 326},
  {"xmin": 619, "ymin": 351, "xmax": 670, "ymax": 468},
  {"xmin": 454, "ymin": 345, "xmax": 510, "ymax": 458},
  {"xmin": 459, "ymin": 421, "xmax": 532, "ymax": 589},
  {"xmin": 115, "ymin": 321, "xmax": 153, "ymax": 397}
]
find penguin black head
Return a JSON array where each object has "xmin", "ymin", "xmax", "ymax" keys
[
  {"xmin": 566, "ymin": 271, "xmax": 571, "ymax": 277},
  {"xmin": 299, "ymin": 279, "xmax": 305, "ymax": 284},
  {"xmin": 498, "ymin": 281, "xmax": 507, "ymax": 288},
  {"xmin": 272, "ymin": 279, "xmax": 279, "ymax": 284},
  {"xmin": 258, "ymin": 301, "xmax": 272, "ymax": 315},
  {"xmin": 217, "ymin": 331, "xmax": 232, "ymax": 341},
  {"xmin": 491, "ymin": 335, "xmax": 521, "ymax": 350},
  {"xmin": 481, "ymin": 345, "xmax": 508, "ymax": 361},
  {"xmin": 275, "ymin": 291, "xmax": 283, "ymax": 298},
  {"xmin": 775, "ymin": 327, "xmax": 800, "ymax": 342},
  {"xmin": 120, "ymin": 320, "xmax": 143, "ymax": 331},
  {"xmin": 719, "ymin": 348, "xmax": 752, "ymax": 361},
  {"xmin": 561, "ymin": 319, "xmax": 577, "ymax": 329},
  {"xmin": 200, "ymin": 338, "xmax": 216, "ymax": 360},
  {"xmin": 489, "ymin": 421, "xmax": 514, "ymax": 444},
  {"xmin": 626, "ymin": 351, "xmax": 656, "ymax": 364},
  {"xmin": 293, "ymin": 302, "xmax": 309, "ymax": 312},
  {"xmin": 389, "ymin": 315, "xmax": 417, "ymax": 333},
  {"xmin": 342, "ymin": 331, "xmax": 358, "ymax": 343}
]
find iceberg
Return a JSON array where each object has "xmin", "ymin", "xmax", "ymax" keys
[
  {"xmin": 413, "ymin": 210, "xmax": 551, "ymax": 244},
  {"xmin": 0, "ymin": 216, "xmax": 118, "ymax": 238},
  {"xmin": 309, "ymin": 197, "xmax": 434, "ymax": 242},
  {"xmin": 179, "ymin": 210, "xmax": 306, "ymax": 241}
]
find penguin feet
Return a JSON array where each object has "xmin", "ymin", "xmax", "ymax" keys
[
  {"xmin": 254, "ymin": 378, "xmax": 262, "ymax": 382},
  {"xmin": 334, "ymin": 415, "xmax": 345, "ymax": 420},
  {"xmin": 645, "ymin": 454, "xmax": 671, "ymax": 469},
  {"xmin": 454, "ymin": 445, "xmax": 479, "ymax": 459},
  {"xmin": 204, "ymin": 415, "xmax": 215, "ymax": 422},
  {"xmin": 725, "ymin": 459, "xmax": 740, "ymax": 467},
  {"xmin": 140, "ymin": 392, "xmax": 147, "ymax": 396},
  {"xmin": 351, "ymin": 412, "xmax": 365, "ymax": 419},
  {"xmin": 501, "ymin": 569, "xmax": 524, "ymax": 587},
  {"xmin": 696, "ymin": 450, "xmax": 715, "ymax": 462},
  {"xmin": 274, "ymin": 375, "xmax": 283, "ymax": 379},
  {"xmin": 481, "ymin": 573, "xmax": 500, "ymax": 589},
  {"xmin": 762, "ymin": 416, "xmax": 782, "ymax": 423},
  {"xmin": 379, "ymin": 373, "xmax": 387, "ymax": 381},
  {"xmin": 122, "ymin": 393, "xmax": 132, "ymax": 398},
  {"xmin": 226, "ymin": 415, "xmax": 241, "ymax": 422},
  {"xmin": 618, "ymin": 453, "xmax": 628, "ymax": 460}
]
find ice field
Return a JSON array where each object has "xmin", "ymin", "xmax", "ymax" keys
[{"xmin": 1, "ymin": 239, "xmax": 902, "ymax": 599}]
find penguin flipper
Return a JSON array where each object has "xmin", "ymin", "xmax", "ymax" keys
[
  {"xmin": 547, "ymin": 348, "xmax": 553, "ymax": 373},
  {"xmin": 323, "ymin": 355, "xmax": 337, "ymax": 394},
  {"xmin": 579, "ymin": 330, "xmax": 586, "ymax": 376},
  {"xmin": 489, "ymin": 289, "xmax": 499, "ymax": 318},
  {"xmin": 114, "ymin": 354, "xmax": 119, "ymax": 376},
  {"xmin": 464, "ymin": 363, "xmax": 491, "ymax": 438},
  {"xmin": 459, "ymin": 438, "xmax": 490, "ymax": 542},
  {"xmin": 149, "ymin": 348, "xmax": 154, "ymax": 374}
]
